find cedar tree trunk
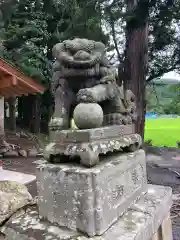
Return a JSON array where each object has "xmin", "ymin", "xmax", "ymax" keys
[{"xmin": 124, "ymin": 0, "xmax": 148, "ymax": 138}]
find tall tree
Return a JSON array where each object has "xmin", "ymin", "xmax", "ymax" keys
[
  {"xmin": 102, "ymin": 0, "xmax": 180, "ymax": 137},
  {"xmin": 124, "ymin": 0, "xmax": 148, "ymax": 137}
]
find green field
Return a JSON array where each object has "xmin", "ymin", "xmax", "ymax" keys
[{"xmin": 144, "ymin": 118, "xmax": 180, "ymax": 147}]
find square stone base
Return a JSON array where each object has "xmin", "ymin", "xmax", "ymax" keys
[
  {"xmin": 0, "ymin": 185, "xmax": 172, "ymax": 240},
  {"xmin": 36, "ymin": 150, "xmax": 147, "ymax": 237}
]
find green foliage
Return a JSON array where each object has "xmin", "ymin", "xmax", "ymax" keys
[
  {"xmin": 101, "ymin": 0, "xmax": 180, "ymax": 80},
  {"xmin": 2, "ymin": 0, "xmax": 179, "ymax": 88},
  {"xmin": 147, "ymin": 0, "xmax": 180, "ymax": 82},
  {"xmin": 54, "ymin": 0, "xmax": 108, "ymax": 43},
  {"xmin": 163, "ymin": 84, "xmax": 180, "ymax": 114},
  {"xmin": 1, "ymin": 1, "xmax": 51, "ymax": 86},
  {"xmin": 1, "ymin": 0, "xmax": 108, "ymax": 85},
  {"xmin": 0, "ymin": 0, "xmax": 108, "ymax": 132},
  {"xmin": 146, "ymin": 82, "xmax": 180, "ymax": 114}
]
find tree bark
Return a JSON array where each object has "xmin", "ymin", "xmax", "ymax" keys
[
  {"xmin": 8, "ymin": 97, "xmax": 16, "ymax": 132},
  {"xmin": 124, "ymin": 0, "xmax": 148, "ymax": 138},
  {"xmin": 41, "ymin": 90, "xmax": 53, "ymax": 134},
  {"xmin": 17, "ymin": 97, "xmax": 23, "ymax": 127},
  {"xmin": 31, "ymin": 95, "xmax": 41, "ymax": 133},
  {"xmin": 21, "ymin": 95, "xmax": 33, "ymax": 129}
]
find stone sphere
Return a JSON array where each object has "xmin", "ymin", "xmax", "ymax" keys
[{"xmin": 73, "ymin": 103, "xmax": 103, "ymax": 129}]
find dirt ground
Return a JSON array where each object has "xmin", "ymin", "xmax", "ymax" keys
[
  {"xmin": 2, "ymin": 146, "xmax": 180, "ymax": 239},
  {"xmin": 146, "ymin": 146, "xmax": 180, "ymax": 240}
]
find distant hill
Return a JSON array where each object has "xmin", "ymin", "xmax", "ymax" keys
[
  {"xmin": 146, "ymin": 81, "xmax": 178, "ymax": 113},
  {"xmin": 146, "ymin": 71, "xmax": 180, "ymax": 113},
  {"xmin": 151, "ymin": 78, "xmax": 180, "ymax": 85},
  {"xmin": 151, "ymin": 71, "xmax": 180, "ymax": 85}
]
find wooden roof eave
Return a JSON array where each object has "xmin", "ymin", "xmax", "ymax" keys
[{"xmin": 0, "ymin": 57, "xmax": 46, "ymax": 97}]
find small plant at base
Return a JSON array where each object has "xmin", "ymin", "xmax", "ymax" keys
[{"xmin": 145, "ymin": 139, "xmax": 153, "ymax": 146}]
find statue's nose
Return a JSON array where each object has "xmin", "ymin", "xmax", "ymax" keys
[
  {"xmin": 74, "ymin": 50, "xmax": 90, "ymax": 60},
  {"xmin": 81, "ymin": 96, "xmax": 87, "ymax": 101}
]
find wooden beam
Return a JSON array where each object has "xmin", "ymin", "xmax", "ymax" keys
[
  {"xmin": 0, "ymin": 75, "xmax": 42, "ymax": 97},
  {"xmin": 0, "ymin": 85, "xmax": 28, "ymax": 97},
  {"xmin": 0, "ymin": 76, "xmax": 17, "ymax": 89},
  {"xmin": 0, "ymin": 57, "xmax": 45, "ymax": 93},
  {"xmin": 14, "ymin": 86, "xmax": 30, "ymax": 96},
  {"xmin": 18, "ymin": 81, "xmax": 39, "ymax": 94},
  {"xmin": 0, "ymin": 88, "xmax": 16, "ymax": 98},
  {"xmin": 9, "ymin": 86, "xmax": 28, "ymax": 96},
  {"xmin": 2, "ymin": 88, "xmax": 29, "ymax": 97}
]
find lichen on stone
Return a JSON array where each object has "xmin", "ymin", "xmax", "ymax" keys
[{"xmin": 0, "ymin": 181, "xmax": 33, "ymax": 225}]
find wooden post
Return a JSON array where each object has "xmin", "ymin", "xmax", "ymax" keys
[
  {"xmin": 152, "ymin": 230, "xmax": 161, "ymax": 240},
  {"xmin": 151, "ymin": 213, "xmax": 173, "ymax": 240},
  {"xmin": 32, "ymin": 94, "xmax": 41, "ymax": 133},
  {"xmin": 8, "ymin": 97, "xmax": 16, "ymax": 132},
  {"xmin": 160, "ymin": 214, "xmax": 173, "ymax": 240}
]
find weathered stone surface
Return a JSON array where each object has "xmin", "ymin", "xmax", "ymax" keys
[
  {"xmin": 18, "ymin": 150, "xmax": 28, "ymax": 157},
  {"xmin": 0, "ymin": 170, "xmax": 36, "ymax": 185},
  {"xmin": 73, "ymin": 103, "xmax": 103, "ymax": 129},
  {"xmin": 50, "ymin": 38, "xmax": 137, "ymax": 132},
  {"xmin": 0, "ymin": 181, "xmax": 33, "ymax": 224},
  {"xmin": 3, "ymin": 151, "xmax": 19, "ymax": 157},
  {"xmin": 36, "ymin": 150, "xmax": 147, "ymax": 237},
  {"xmin": 0, "ymin": 232, "xmax": 6, "ymax": 239},
  {"xmin": 28, "ymin": 148, "xmax": 39, "ymax": 157},
  {"xmin": 0, "ymin": 205, "xmax": 81, "ymax": 240},
  {"xmin": 50, "ymin": 125, "xmax": 135, "ymax": 143},
  {"xmin": 45, "ymin": 125, "xmax": 142, "ymax": 167},
  {"xmin": 0, "ymin": 185, "xmax": 172, "ymax": 240}
]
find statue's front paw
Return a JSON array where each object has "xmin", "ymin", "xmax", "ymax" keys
[{"xmin": 77, "ymin": 89, "xmax": 96, "ymax": 103}]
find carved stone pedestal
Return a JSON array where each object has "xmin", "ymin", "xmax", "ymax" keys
[
  {"xmin": 36, "ymin": 150, "xmax": 147, "ymax": 237},
  {"xmin": 44, "ymin": 125, "xmax": 142, "ymax": 167},
  {"xmin": 0, "ymin": 185, "xmax": 173, "ymax": 240}
]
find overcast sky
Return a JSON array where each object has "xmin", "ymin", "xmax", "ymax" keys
[{"xmin": 162, "ymin": 71, "xmax": 180, "ymax": 82}]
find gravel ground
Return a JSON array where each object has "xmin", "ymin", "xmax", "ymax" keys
[
  {"xmin": 147, "ymin": 164, "xmax": 180, "ymax": 240},
  {"xmin": 146, "ymin": 146, "xmax": 180, "ymax": 240}
]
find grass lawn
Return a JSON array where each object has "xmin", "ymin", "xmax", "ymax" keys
[{"xmin": 144, "ymin": 118, "xmax": 180, "ymax": 147}]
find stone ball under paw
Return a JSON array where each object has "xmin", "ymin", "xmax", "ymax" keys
[{"xmin": 73, "ymin": 103, "xmax": 103, "ymax": 129}]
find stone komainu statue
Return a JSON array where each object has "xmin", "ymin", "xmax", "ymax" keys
[{"xmin": 49, "ymin": 38, "xmax": 137, "ymax": 130}]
